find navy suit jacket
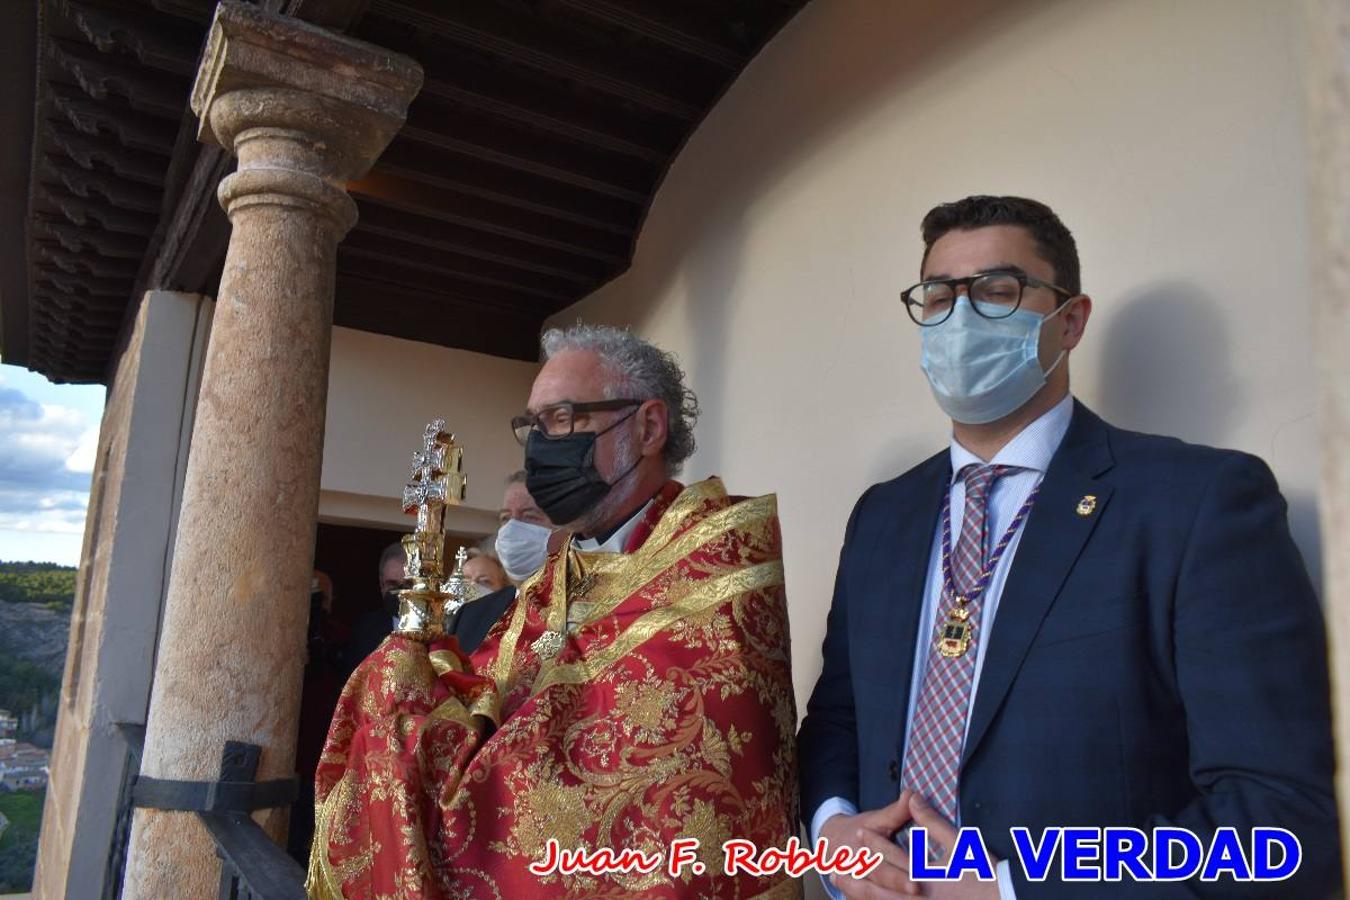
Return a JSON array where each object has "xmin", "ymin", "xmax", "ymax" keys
[
  {"xmin": 797, "ymin": 402, "xmax": 1339, "ymax": 897},
  {"xmin": 344, "ymin": 586, "xmax": 515, "ymax": 675},
  {"xmin": 449, "ymin": 585, "xmax": 514, "ymax": 654}
]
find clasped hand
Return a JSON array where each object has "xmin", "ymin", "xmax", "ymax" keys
[{"xmin": 820, "ymin": 792, "xmax": 1000, "ymax": 899}]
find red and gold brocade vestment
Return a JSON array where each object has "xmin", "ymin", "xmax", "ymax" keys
[{"xmin": 307, "ymin": 478, "xmax": 800, "ymax": 898}]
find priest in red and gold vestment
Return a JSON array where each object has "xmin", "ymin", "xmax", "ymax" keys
[{"xmin": 308, "ymin": 325, "xmax": 799, "ymax": 899}]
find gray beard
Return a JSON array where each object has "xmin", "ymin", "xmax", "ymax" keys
[{"xmin": 573, "ymin": 427, "xmax": 640, "ymax": 537}]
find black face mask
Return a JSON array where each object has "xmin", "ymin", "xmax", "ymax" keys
[
  {"xmin": 381, "ymin": 590, "xmax": 401, "ymax": 618},
  {"xmin": 525, "ymin": 410, "xmax": 641, "ymax": 526}
]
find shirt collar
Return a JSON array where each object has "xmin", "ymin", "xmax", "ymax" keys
[
  {"xmin": 949, "ymin": 393, "xmax": 1075, "ymax": 481},
  {"xmin": 573, "ymin": 497, "xmax": 654, "ymax": 554}
]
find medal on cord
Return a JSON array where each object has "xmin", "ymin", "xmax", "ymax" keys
[{"xmin": 935, "ymin": 484, "xmax": 1040, "ymax": 659}]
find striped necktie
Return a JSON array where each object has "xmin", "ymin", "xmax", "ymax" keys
[{"xmin": 901, "ymin": 463, "xmax": 1016, "ymax": 822}]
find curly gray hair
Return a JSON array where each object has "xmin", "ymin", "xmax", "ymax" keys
[{"xmin": 540, "ymin": 323, "xmax": 699, "ymax": 475}]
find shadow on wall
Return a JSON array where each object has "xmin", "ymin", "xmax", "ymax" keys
[
  {"xmin": 1095, "ymin": 281, "xmax": 1241, "ymax": 442},
  {"xmin": 1093, "ymin": 282, "xmax": 1322, "ymax": 594},
  {"xmin": 659, "ymin": 0, "xmax": 1074, "ymax": 474}
]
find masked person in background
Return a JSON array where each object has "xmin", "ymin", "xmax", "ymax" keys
[
  {"xmin": 462, "ymin": 549, "xmax": 510, "ymax": 593},
  {"xmin": 342, "ymin": 542, "xmax": 410, "ymax": 674},
  {"xmin": 448, "ymin": 548, "xmax": 513, "ymax": 655},
  {"xmin": 309, "ymin": 324, "xmax": 799, "ymax": 899},
  {"xmin": 797, "ymin": 195, "xmax": 1338, "ymax": 899},
  {"xmin": 493, "ymin": 468, "xmax": 554, "ymax": 583}
]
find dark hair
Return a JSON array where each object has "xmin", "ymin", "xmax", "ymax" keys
[
  {"xmin": 378, "ymin": 541, "xmax": 405, "ymax": 578},
  {"xmin": 920, "ymin": 195, "xmax": 1081, "ymax": 296},
  {"xmin": 505, "ymin": 469, "xmax": 527, "ymax": 486}
]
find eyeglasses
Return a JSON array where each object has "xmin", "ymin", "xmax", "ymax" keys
[
  {"xmin": 901, "ymin": 270, "xmax": 1073, "ymax": 326},
  {"xmin": 511, "ymin": 399, "xmax": 642, "ymax": 446}
]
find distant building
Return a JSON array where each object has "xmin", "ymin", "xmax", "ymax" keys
[
  {"xmin": 0, "ymin": 709, "xmax": 16, "ymax": 739},
  {"xmin": 0, "ymin": 741, "xmax": 50, "ymax": 791}
]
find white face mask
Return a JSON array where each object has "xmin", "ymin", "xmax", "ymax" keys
[{"xmin": 494, "ymin": 518, "xmax": 552, "ymax": 582}]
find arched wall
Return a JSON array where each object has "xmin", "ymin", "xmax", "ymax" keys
[{"xmin": 552, "ymin": 0, "xmax": 1321, "ymax": 713}]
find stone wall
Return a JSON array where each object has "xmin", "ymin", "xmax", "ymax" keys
[{"xmin": 33, "ymin": 291, "xmax": 211, "ymax": 899}]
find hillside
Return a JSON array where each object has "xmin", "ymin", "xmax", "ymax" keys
[
  {"xmin": 0, "ymin": 600, "xmax": 70, "ymax": 677},
  {"xmin": 0, "ymin": 562, "xmax": 73, "ymax": 677},
  {"xmin": 0, "ymin": 563, "xmax": 73, "ymax": 745}
]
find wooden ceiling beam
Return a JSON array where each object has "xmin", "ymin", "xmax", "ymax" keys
[
  {"xmin": 369, "ymin": 0, "xmax": 705, "ymax": 121},
  {"xmin": 399, "ymin": 124, "xmax": 648, "ymax": 205},
  {"xmin": 342, "ymin": 227, "xmax": 595, "ymax": 295},
  {"xmin": 36, "ymin": 240, "xmax": 140, "ymax": 279},
  {"xmin": 283, "ymin": 0, "xmax": 373, "ymax": 31},
  {"xmin": 40, "ymin": 153, "xmax": 163, "ymax": 213},
  {"xmin": 403, "ymin": 97, "xmax": 658, "ymax": 200},
  {"xmin": 61, "ymin": 0, "xmax": 200, "ymax": 76},
  {"xmin": 351, "ymin": 214, "xmax": 602, "ymax": 286},
  {"xmin": 351, "ymin": 168, "xmax": 631, "ymax": 263},
  {"xmin": 47, "ymin": 38, "xmax": 188, "ymax": 118},
  {"xmin": 47, "ymin": 83, "xmax": 178, "ymax": 155},
  {"xmin": 338, "ymin": 239, "xmax": 579, "ymax": 305},
  {"xmin": 375, "ymin": 141, "xmax": 639, "ymax": 234},
  {"xmin": 36, "ymin": 183, "xmax": 158, "ymax": 237},
  {"xmin": 334, "ymin": 273, "xmax": 544, "ymax": 362},
  {"xmin": 336, "ymin": 253, "xmax": 562, "ymax": 316},
  {"xmin": 555, "ymin": 0, "xmax": 746, "ymax": 70},
  {"xmin": 44, "ymin": 121, "xmax": 168, "ymax": 185},
  {"xmin": 36, "ymin": 270, "xmax": 129, "ymax": 299},
  {"xmin": 34, "ymin": 215, "xmax": 145, "ymax": 259},
  {"xmin": 357, "ymin": 15, "xmax": 682, "ymax": 158},
  {"xmin": 419, "ymin": 77, "xmax": 666, "ymax": 164}
]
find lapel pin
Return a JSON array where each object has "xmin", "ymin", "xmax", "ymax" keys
[{"xmin": 1076, "ymin": 495, "xmax": 1097, "ymax": 516}]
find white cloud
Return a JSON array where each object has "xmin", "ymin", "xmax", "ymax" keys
[
  {"xmin": 64, "ymin": 426, "xmax": 99, "ymax": 475},
  {"xmin": 0, "ymin": 380, "xmax": 101, "ymax": 558}
]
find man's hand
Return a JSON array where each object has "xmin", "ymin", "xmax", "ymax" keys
[
  {"xmin": 822, "ymin": 790, "xmax": 922, "ymax": 898},
  {"xmin": 901, "ymin": 793, "xmax": 1001, "ymax": 900}
]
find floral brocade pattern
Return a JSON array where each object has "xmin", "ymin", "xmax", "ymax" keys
[{"xmin": 308, "ymin": 479, "xmax": 800, "ymax": 899}]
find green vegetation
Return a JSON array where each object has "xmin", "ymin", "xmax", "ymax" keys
[
  {"xmin": 0, "ymin": 562, "xmax": 70, "ymax": 890},
  {"xmin": 0, "ymin": 792, "xmax": 43, "ymax": 849},
  {"xmin": 0, "ymin": 655, "xmax": 59, "ymax": 721},
  {"xmin": 0, "ymin": 789, "xmax": 45, "ymax": 892},
  {"xmin": 0, "ymin": 561, "xmax": 76, "ymax": 611}
]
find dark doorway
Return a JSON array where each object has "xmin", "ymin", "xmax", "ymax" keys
[{"xmin": 290, "ymin": 519, "xmax": 485, "ymax": 863}]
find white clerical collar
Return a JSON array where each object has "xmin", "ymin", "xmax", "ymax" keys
[
  {"xmin": 573, "ymin": 497, "xmax": 655, "ymax": 554},
  {"xmin": 949, "ymin": 393, "xmax": 1075, "ymax": 480}
]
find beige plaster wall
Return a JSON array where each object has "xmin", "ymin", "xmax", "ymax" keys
[
  {"xmin": 1303, "ymin": 0, "xmax": 1350, "ymax": 878},
  {"xmin": 553, "ymin": 0, "xmax": 1322, "ymax": 718},
  {"xmin": 320, "ymin": 327, "xmax": 539, "ymax": 535}
]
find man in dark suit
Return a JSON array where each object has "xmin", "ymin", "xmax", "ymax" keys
[
  {"xmin": 344, "ymin": 540, "xmax": 412, "ymax": 671},
  {"xmin": 346, "ymin": 541, "xmax": 515, "ymax": 671},
  {"xmin": 797, "ymin": 196, "xmax": 1338, "ymax": 898}
]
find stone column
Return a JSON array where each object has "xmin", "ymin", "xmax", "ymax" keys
[
  {"xmin": 1304, "ymin": 0, "xmax": 1350, "ymax": 889},
  {"xmin": 121, "ymin": 4, "xmax": 421, "ymax": 897}
]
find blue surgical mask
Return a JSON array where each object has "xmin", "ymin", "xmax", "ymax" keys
[{"xmin": 920, "ymin": 296, "xmax": 1069, "ymax": 425}]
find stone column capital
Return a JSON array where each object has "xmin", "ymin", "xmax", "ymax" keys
[{"xmin": 190, "ymin": 0, "xmax": 423, "ymax": 181}]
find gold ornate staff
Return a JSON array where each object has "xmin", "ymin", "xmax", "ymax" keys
[{"xmin": 395, "ymin": 419, "xmax": 475, "ymax": 640}]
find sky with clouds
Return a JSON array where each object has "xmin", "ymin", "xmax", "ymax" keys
[{"xmin": 0, "ymin": 360, "xmax": 105, "ymax": 567}]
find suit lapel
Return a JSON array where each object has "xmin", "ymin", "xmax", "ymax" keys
[
  {"xmin": 882, "ymin": 451, "xmax": 950, "ymax": 763},
  {"xmin": 961, "ymin": 402, "xmax": 1115, "ymax": 767}
]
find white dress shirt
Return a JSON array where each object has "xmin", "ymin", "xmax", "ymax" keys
[
  {"xmin": 572, "ymin": 497, "xmax": 654, "ymax": 554},
  {"xmin": 811, "ymin": 394, "xmax": 1075, "ymax": 900}
]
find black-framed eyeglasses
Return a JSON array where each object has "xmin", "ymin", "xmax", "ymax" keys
[
  {"xmin": 511, "ymin": 399, "xmax": 642, "ymax": 446},
  {"xmin": 901, "ymin": 270, "xmax": 1074, "ymax": 326}
]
